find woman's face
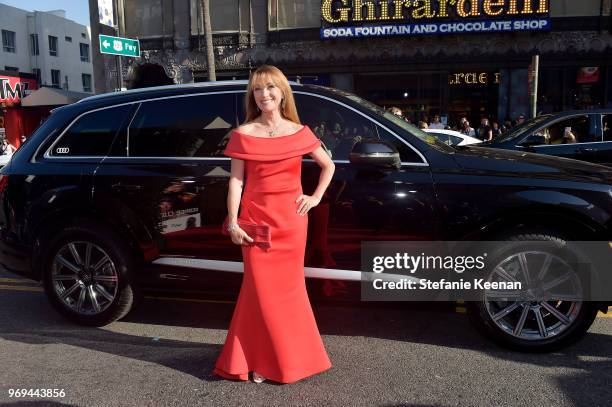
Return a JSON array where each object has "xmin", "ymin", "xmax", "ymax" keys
[{"xmin": 252, "ymin": 78, "xmax": 284, "ymax": 114}]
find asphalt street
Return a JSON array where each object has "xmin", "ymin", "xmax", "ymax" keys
[{"xmin": 0, "ymin": 269, "xmax": 611, "ymax": 407}]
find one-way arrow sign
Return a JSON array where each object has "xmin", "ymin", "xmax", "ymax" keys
[{"xmin": 99, "ymin": 34, "xmax": 140, "ymax": 58}]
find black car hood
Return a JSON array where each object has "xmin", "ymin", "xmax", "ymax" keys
[{"xmin": 451, "ymin": 146, "xmax": 612, "ymax": 183}]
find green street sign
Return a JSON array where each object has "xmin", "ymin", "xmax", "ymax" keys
[{"xmin": 99, "ymin": 34, "xmax": 140, "ymax": 58}]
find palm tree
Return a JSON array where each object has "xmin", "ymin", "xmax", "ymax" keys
[{"xmin": 202, "ymin": 0, "xmax": 216, "ymax": 81}]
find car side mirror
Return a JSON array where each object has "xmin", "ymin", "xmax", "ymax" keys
[
  {"xmin": 520, "ymin": 133, "xmax": 547, "ymax": 147},
  {"xmin": 349, "ymin": 140, "xmax": 401, "ymax": 169}
]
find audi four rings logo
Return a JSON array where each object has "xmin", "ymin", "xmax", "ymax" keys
[{"xmin": 56, "ymin": 147, "xmax": 70, "ymax": 154}]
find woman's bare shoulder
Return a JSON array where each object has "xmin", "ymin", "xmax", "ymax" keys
[{"xmin": 235, "ymin": 122, "xmax": 258, "ymax": 135}]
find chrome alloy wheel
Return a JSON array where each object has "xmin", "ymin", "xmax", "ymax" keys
[
  {"xmin": 484, "ymin": 251, "xmax": 583, "ymax": 341},
  {"xmin": 51, "ymin": 241, "xmax": 119, "ymax": 315}
]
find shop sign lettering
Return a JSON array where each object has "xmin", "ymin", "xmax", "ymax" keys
[
  {"xmin": 321, "ymin": 0, "xmax": 550, "ymax": 39},
  {"xmin": 0, "ymin": 79, "xmax": 30, "ymax": 103},
  {"xmin": 322, "ymin": 0, "xmax": 550, "ymax": 23},
  {"xmin": 449, "ymin": 72, "xmax": 501, "ymax": 86}
]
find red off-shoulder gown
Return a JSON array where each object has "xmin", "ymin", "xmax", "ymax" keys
[{"xmin": 212, "ymin": 124, "xmax": 332, "ymax": 384}]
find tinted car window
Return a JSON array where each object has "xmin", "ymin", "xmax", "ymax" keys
[
  {"xmin": 540, "ymin": 115, "xmax": 593, "ymax": 144},
  {"xmin": 376, "ymin": 126, "xmax": 423, "ymax": 162},
  {"xmin": 293, "ymin": 93, "xmax": 421, "ymax": 162},
  {"xmin": 50, "ymin": 105, "xmax": 132, "ymax": 157},
  {"xmin": 449, "ymin": 135, "xmax": 463, "ymax": 145},
  {"xmin": 128, "ymin": 94, "xmax": 236, "ymax": 158},
  {"xmin": 294, "ymin": 93, "xmax": 375, "ymax": 160}
]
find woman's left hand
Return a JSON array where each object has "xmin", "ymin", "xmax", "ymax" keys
[{"xmin": 296, "ymin": 194, "xmax": 321, "ymax": 216}]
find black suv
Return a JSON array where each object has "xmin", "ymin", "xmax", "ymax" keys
[
  {"xmin": 484, "ymin": 110, "xmax": 612, "ymax": 166},
  {"xmin": 0, "ymin": 81, "xmax": 610, "ymax": 352}
]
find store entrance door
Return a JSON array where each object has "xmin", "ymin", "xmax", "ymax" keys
[{"xmin": 448, "ymin": 71, "xmax": 500, "ymax": 129}]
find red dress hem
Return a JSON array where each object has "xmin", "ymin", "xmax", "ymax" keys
[{"xmin": 212, "ymin": 362, "xmax": 333, "ymax": 384}]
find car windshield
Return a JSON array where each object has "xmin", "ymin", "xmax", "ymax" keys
[
  {"xmin": 491, "ymin": 114, "xmax": 552, "ymax": 143},
  {"xmin": 317, "ymin": 87, "xmax": 452, "ymax": 151}
]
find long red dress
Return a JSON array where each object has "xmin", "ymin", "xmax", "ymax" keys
[{"xmin": 212, "ymin": 124, "xmax": 332, "ymax": 384}]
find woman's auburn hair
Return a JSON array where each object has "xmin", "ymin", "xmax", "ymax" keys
[{"xmin": 244, "ymin": 65, "xmax": 301, "ymax": 125}]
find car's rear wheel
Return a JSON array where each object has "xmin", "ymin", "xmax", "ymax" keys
[
  {"xmin": 41, "ymin": 220, "xmax": 138, "ymax": 326},
  {"xmin": 468, "ymin": 233, "xmax": 600, "ymax": 352}
]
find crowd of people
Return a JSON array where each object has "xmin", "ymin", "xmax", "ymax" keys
[{"xmin": 387, "ymin": 106, "xmax": 528, "ymax": 142}]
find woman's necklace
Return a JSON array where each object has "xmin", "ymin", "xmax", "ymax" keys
[{"xmin": 265, "ymin": 121, "xmax": 283, "ymax": 137}]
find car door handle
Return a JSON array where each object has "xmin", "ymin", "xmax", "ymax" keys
[
  {"xmin": 576, "ymin": 147, "xmax": 595, "ymax": 153},
  {"xmin": 111, "ymin": 183, "xmax": 143, "ymax": 192}
]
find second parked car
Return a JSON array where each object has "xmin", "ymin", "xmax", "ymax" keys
[{"xmin": 483, "ymin": 110, "xmax": 612, "ymax": 166}]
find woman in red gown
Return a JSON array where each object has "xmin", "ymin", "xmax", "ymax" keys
[{"xmin": 212, "ymin": 65, "xmax": 336, "ymax": 384}]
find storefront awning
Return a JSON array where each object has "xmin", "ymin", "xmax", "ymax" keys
[{"xmin": 21, "ymin": 87, "xmax": 91, "ymax": 107}]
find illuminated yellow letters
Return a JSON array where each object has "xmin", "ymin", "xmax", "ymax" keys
[
  {"xmin": 321, "ymin": 0, "xmax": 350, "ymax": 23},
  {"xmin": 379, "ymin": 0, "xmax": 390, "ymax": 19},
  {"xmin": 537, "ymin": 0, "xmax": 549, "ymax": 13},
  {"xmin": 508, "ymin": 0, "xmax": 520, "ymax": 15},
  {"xmin": 391, "ymin": 0, "xmax": 410, "ymax": 20},
  {"xmin": 412, "ymin": 0, "xmax": 436, "ymax": 19},
  {"xmin": 483, "ymin": 0, "xmax": 504, "ymax": 16},
  {"xmin": 456, "ymin": 0, "xmax": 479, "ymax": 17},
  {"xmin": 320, "ymin": 0, "xmax": 550, "ymax": 24},
  {"xmin": 353, "ymin": 0, "xmax": 377, "ymax": 21},
  {"xmin": 437, "ymin": 0, "xmax": 455, "ymax": 17}
]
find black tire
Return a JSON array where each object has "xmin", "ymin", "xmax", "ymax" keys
[
  {"xmin": 40, "ymin": 219, "xmax": 139, "ymax": 326},
  {"xmin": 467, "ymin": 233, "xmax": 600, "ymax": 352}
]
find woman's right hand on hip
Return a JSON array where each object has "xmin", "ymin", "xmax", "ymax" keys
[{"xmin": 230, "ymin": 228, "xmax": 254, "ymax": 245}]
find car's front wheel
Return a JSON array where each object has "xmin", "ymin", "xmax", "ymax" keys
[
  {"xmin": 40, "ymin": 220, "xmax": 138, "ymax": 326},
  {"xmin": 468, "ymin": 233, "xmax": 600, "ymax": 352}
]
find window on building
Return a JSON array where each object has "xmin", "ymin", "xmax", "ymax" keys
[
  {"xmin": 2, "ymin": 30, "xmax": 16, "ymax": 53},
  {"xmin": 4, "ymin": 66, "xmax": 18, "ymax": 72},
  {"xmin": 65, "ymin": 36, "xmax": 72, "ymax": 42},
  {"xmin": 49, "ymin": 36, "xmax": 58, "ymax": 56},
  {"xmin": 127, "ymin": 94, "xmax": 236, "ymax": 158},
  {"xmin": 81, "ymin": 32, "xmax": 86, "ymax": 39},
  {"xmin": 82, "ymin": 74, "xmax": 92, "ymax": 92},
  {"xmin": 30, "ymin": 34, "xmax": 39, "ymax": 55},
  {"xmin": 80, "ymin": 43, "xmax": 90, "ymax": 62},
  {"xmin": 125, "ymin": 0, "xmax": 164, "ymax": 37},
  {"xmin": 50, "ymin": 105, "xmax": 133, "ymax": 157},
  {"xmin": 32, "ymin": 68, "xmax": 41, "ymax": 83},
  {"xmin": 190, "ymin": 0, "xmax": 250, "ymax": 34},
  {"xmin": 550, "ymin": 0, "xmax": 604, "ymax": 17},
  {"xmin": 269, "ymin": 0, "xmax": 320, "ymax": 30},
  {"xmin": 51, "ymin": 69, "xmax": 61, "ymax": 88}
]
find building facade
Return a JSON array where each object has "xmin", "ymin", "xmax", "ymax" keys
[
  {"xmin": 94, "ymin": 0, "xmax": 612, "ymax": 126},
  {"xmin": 0, "ymin": 4, "xmax": 94, "ymax": 93}
]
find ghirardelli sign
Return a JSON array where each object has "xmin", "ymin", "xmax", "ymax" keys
[
  {"xmin": 0, "ymin": 76, "xmax": 38, "ymax": 106},
  {"xmin": 322, "ymin": 0, "xmax": 550, "ymax": 23}
]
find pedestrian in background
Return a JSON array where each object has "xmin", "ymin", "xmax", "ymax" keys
[
  {"xmin": 429, "ymin": 115, "xmax": 444, "ymax": 129},
  {"xmin": 460, "ymin": 119, "xmax": 475, "ymax": 137},
  {"xmin": 478, "ymin": 118, "xmax": 493, "ymax": 141},
  {"xmin": 491, "ymin": 121, "xmax": 502, "ymax": 138}
]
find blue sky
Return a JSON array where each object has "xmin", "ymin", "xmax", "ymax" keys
[{"xmin": 1, "ymin": 0, "xmax": 91, "ymax": 26}]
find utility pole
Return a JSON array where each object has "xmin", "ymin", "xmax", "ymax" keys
[
  {"xmin": 113, "ymin": 0, "xmax": 123, "ymax": 90},
  {"xmin": 202, "ymin": 0, "xmax": 216, "ymax": 81},
  {"xmin": 529, "ymin": 55, "xmax": 539, "ymax": 118}
]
